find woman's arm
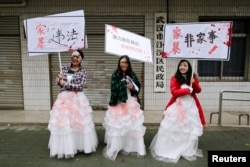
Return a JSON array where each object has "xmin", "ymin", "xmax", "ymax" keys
[
  {"xmin": 130, "ymin": 72, "xmax": 141, "ymax": 95},
  {"xmin": 192, "ymin": 74, "xmax": 201, "ymax": 93},
  {"xmin": 109, "ymin": 71, "xmax": 127, "ymax": 105},
  {"xmin": 170, "ymin": 77, "xmax": 191, "ymax": 97}
]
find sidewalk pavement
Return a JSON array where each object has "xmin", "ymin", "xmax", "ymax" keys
[
  {"xmin": 0, "ymin": 124, "xmax": 250, "ymax": 167},
  {"xmin": 0, "ymin": 110, "xmax": 250, "ymax": 127},
  {"xmin": 0, "ymin": 110, "xmax": 250, "ymax": 167}
]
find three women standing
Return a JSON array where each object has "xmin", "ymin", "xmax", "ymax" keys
[{"xmin": 48, "ymin": 54, "xmax": 205, "ymax": 164}]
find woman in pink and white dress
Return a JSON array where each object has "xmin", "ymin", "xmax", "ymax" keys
[
  {"xmin": 103, "ymin": 55, "xmax": 146, "ymax": 161},
  {"xmin": 48, "ymin": 49, "xmax": 98, "ymax": 159},
  {"xmin": 150, "ymin": 59, "xmax": 206, "ymax": 164}
]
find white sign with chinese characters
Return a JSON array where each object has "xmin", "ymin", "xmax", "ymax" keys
[
  {"xmin": 24, "ymin": 10, "xmax": 86, "ymax": 55},
  {"xmin": 162, "ymin": 21, "xmax": 233, "ymax": 60},
  {"xmin": 154, "ymin": 13, "xmax": 167, "ymax": 92},
  {"xmin": 105, "ymin": 24, "xmax": 153, "ymax": 63}
]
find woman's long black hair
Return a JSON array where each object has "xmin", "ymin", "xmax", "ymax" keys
[
  {"xmin": 175, "ymin": 59, "xmax": 193, "ymax": 85},
  {"xmin": 116, "ymin": 55, "xmax": 133, "ymax": 80}
]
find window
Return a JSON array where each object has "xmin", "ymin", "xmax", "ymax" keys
[{"xmin": 198, "ymin": 17, "xmax": 250, "ymax": 81}]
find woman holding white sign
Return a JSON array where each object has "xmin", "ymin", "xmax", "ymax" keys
[
  {"xmin": 48, "ymin": 49, "xmax": 98, "ymax": 159},
  {"xmin": 103, "ymin": 55, "xmax": 146, "ymax": 160},
  {"xmin": 150, "ymin": 59, "xmax": 206, "ymax": 163}
]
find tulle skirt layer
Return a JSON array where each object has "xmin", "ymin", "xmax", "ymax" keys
[
  {"xmin": 48, "ymin": 91, "xmax": 98, "ymax": 159},
  {"xmin": 103, "ymin": 96, "xmax": 146, "ymax": 160},
  {"xmin": 150, "ymin": 94, "xmax": 203, "ymax": 163}
]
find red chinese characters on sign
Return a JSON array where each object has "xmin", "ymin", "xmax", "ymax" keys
[
  {"xmin": 172, "ymin": 42, "xmax": 181, "ymax": 54},
  {"xmin": 37, "ymin": 37, "xmax": 45, "ymax": 48},
  {"xmin": 36, "ymin": 24, "xmax": 47, "ymax": 48},
  {"xmin": 36, "ymin": 24, "xmax": 46, "ymax": 35},
  {"xmin": 173, "ymin": 27, "xmax": 182, "ymax": 39},
  {"xmin": 170, "ymin": 27, "xmax": 182, "ymax": 55}
]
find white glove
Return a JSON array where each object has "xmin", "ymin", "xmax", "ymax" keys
[{"xmin": 188, "ymin": 87, "xmax": 193, "ymax": 93}]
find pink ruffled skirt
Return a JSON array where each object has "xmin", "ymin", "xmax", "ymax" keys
[
  {"xmin": 150, "ymin": 94, "xmax": 203, "ymax": 163},
  {"xmin": 48, "ymin": 91, "xmax": 98, "ymax": 159},
  {"xmin": 103, "ymin": 96, "xmax": 146, "ymax": 160}
]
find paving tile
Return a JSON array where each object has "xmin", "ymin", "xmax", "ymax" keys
[{"xmin": 0, "ymin": 125, "xmax": 250, "ymax": 167}]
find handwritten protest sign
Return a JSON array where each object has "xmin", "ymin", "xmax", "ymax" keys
[
  {"xmin": 162, "ymin": 21, "xmax": 233, "ymax": 60},
  {"xmin": 24, "ymin": 10, "xmax": 86, "ymax": 56},
  {"xmin": 105, "ymin": 24, "xmax": 153, "ymax": 63}
]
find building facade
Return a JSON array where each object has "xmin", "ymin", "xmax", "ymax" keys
[{"xmin": 0, "ymin": 0, "xmax": 250, "ymax": 114}]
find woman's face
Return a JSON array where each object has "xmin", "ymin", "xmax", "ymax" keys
[
  {"xmin": 71, "ymin": 54, "xmax": 82, "ymax": 67},
  {"xmin": 179, "ymin": 61, "xmax": 189, "ymax": 75},
  {"xmin": 119, "ymin": 57, "xmax": 128, "ymax": 72}
]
